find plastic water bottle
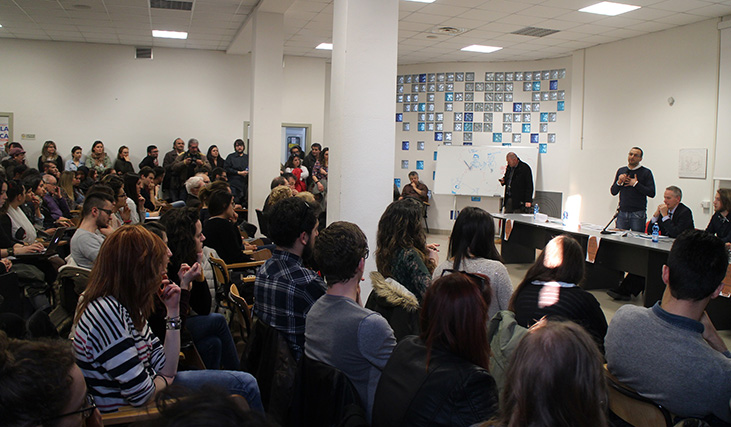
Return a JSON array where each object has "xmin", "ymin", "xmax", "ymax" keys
[
  {"xmin": 533, "ymin": 203, "xmax": 539, "ymax": 219},
  {"xmin": 652, "ymin": 222, "xmax": 659, "ymax": 243},
  {"xmin": 562, "ymin": 211, "xmax": 569, "ymax": 226}
]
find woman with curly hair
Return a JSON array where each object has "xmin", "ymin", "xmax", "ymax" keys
[
  {"xmin": 85, "ymin": 140, "xmax": 113, "ymax": 174},
  {"xmin": 375, "ymin": 197, "xmax": 438, "ymax": 302}
]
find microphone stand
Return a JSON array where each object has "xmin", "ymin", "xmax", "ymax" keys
[{"xmin": 601, "ymin": 206, "xmax": 620, "ymax": 235}]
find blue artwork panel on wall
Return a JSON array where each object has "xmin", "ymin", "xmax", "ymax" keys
[
  {"xmin": 557, "ymin": 101, "xmax": 565, "ymax": 111},
  {"xmin": 396, "ymin": 113, "xmax": 403, "ymax": 122},
  {"xmin": 493, "ymin": 133, "xmax": 502, "ymax": 143},
  {"xmin": 416, "ymin": 160, "xmax": 424, "ymax": 170},
  {"xmin": 539, "ymin": 143, "xmax": 548, "ymax": 153},
  {"xmin": 402, "ymin": 141, "xmax": 409, "ymax": 150},
  {"xmin": 522, "ymin": 123, "xmax": 531, "ymax": 133}
]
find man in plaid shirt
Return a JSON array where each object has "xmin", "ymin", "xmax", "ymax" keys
[{"xmin": 254, "ymin": 197, "xmax": 326, "ymax": 360}]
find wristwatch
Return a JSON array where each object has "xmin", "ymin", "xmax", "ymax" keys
[
  {"xmin": 7, "ymin": 246, "xmax": 14, "ymax": 257},
  {"xmin": 165, "ymin": 316, "xmax": 182, "ymax": 330}
]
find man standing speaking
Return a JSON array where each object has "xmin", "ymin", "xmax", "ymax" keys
[
  {"xmin": 610, "ymin": 147, "xmax": 656, "ymax": 231},
  {"xmin": 499, "ymin": 152, "xmax": 533, "ymax": 213}
]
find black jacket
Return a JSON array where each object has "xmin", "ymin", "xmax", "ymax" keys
[
  {"xmin": 655, "ymin": 202, "xmax": 694, "ymax": 238},
  {"xmin": 501, "ymin": 160, "xmax": 533, "ymax": 211},
  {"xmin": 372, "ymin": 336, "xmax": 498, "ymax": 426}
]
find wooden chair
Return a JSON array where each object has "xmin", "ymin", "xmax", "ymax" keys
[
  {"xmin": 229, "ymin": 283, "xmax": 253, "ymax": 346},
  {"xmin": 605, "ymin": 365, "xmax": 673, "ymax": 427},
  {"xmin": 101, "ymin": 403, "xmax": 160, "ymax": 425},
  {"xmin": 209, "ymin": 255, "xmax": 266, "ymax": 312}
]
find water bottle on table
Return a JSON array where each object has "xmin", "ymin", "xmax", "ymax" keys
[
  {"xmin": 652, "ymin": 222, "xmax": 659, "ymax": 243},
  {"xmin": 533, "ymin": 203, "xmax": 539, "ymax": 220}
]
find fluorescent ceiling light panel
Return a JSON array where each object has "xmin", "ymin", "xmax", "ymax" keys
[
  {"xmin": 152, "ymin": 30, "xmax": 187, "ymax": 39},
  {"xmin": 579, "ymin": 1, "xmax": 640, "ymax": 16},
  {"xmin": 316, "ymin": 43, "xmax": 333, "ymax": 50},
  {"xmin": 403, "ymin": 0, "xmax": 436, "ymax": 3},
  {"xmin": 461, "ymin": 45, "xmax": 502, "ymax": 53}
]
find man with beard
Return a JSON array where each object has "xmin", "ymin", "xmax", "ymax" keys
[
  {"xmin": 253, "ymin": 197, "xmax": 325, "ymax": 361},
  {"xmin": 69, "ymin": 191, "xmax": 116, "ymax": 269},
  {"xmin": 224, "ymin": 139, "xmax": 249, "ymax": 205},
  {"xmin": 162, "ymin": 137, "xmax": 186, "ymax": 201}
]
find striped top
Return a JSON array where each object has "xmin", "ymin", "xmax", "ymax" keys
[{"xmin": 74, "ymin": 295, "xmax": 165, "ymax": 413}]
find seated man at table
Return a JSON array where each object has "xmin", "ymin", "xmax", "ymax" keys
[
  {"xmin": 648, "ymin": 185, "xmax": 694, "ymax": 238},
  {"xmin": 605, "ymin": 230, "xmax": 731, "ymax": 424}
]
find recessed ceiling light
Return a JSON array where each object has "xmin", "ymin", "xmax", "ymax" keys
[
  {"xmin": 579, "ymin": 1, "xmax": 640, "ymax": 16},
  {"xmin": 461, "ymin": 45, "xmax": 502, "ymax": 54},
  {"xmin": 316, "ymin": 43, "xmax": 333, "ymax": 50},
  {"xmin": 404, "ymin": 0, "xmax": 436, "ymax": 3},
  {"xmin": 152, "ymin": 30, "xmax": 187, "ymax": 39},
  {"xmin": 0, "ymin": 24, "xmax": 3, "ymax": 28}
]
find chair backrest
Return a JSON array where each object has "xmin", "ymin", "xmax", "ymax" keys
[
  {"xmin": 229, "ymin": 284, "xmax": 253, "ymax": 345},
  {"xmin": 208, "ymin": 256, "xmax": 231, "ymax": 312},
  {"xmin": 250, "ymin": 248, "xmax": 272, "ymax": 262},
  {"xmin": 605, "ymin": 365, "xmax": 673, "ymax": 427},
  {"xmin": 255, "ymin": 209, "xmax": 269, "ymax": 238},
  {"xmin": 289, "ymin": 357, "xmax": 367, "ymax": 427}
]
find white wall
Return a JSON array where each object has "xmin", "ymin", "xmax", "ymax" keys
[
  {"xmin": 0, "ymin": 39, "xmax": 327, "ymax": 183},
  {"xmin": 572, "ymin": 19, "xmax": 720, "ymax": 228}
]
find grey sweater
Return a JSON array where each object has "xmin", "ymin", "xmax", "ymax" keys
[
  {"xmin": 305, "ymin": 294, "xmax": 396, "ymax": 421},
  {"xmin": 605, "ymin": 303, "xmax": 731, "ymax": 423}
]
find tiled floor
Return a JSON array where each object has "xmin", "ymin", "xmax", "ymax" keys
[{"xmin": 426, "ymin": 233, "xmax": 731, "ymax": 347}]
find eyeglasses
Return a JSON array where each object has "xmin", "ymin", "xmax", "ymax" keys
[
  {"xmin": 97, "ymin": 208, "xmax": 112, "ymax": 215},
  {"xmin": 440, "ymin": 269, "xmax": 488, "ymax": 290},
  {"xmin": 117, "ymin": 193, "xmax": 127, "ymax": 198},
  {"xmin": 40, "ymin": 393, "xmax": 96, "ymax": 423}
]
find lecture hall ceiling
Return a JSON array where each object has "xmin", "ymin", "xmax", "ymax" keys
[{"xmin": 1, "ymin": 0, "xmax": 730, "ymax": 64}]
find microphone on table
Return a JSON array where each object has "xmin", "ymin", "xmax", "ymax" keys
[{"xmin": 601, "ymin": 204, "xmax": 620, "ymax": 235}]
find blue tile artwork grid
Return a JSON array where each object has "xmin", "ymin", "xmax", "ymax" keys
[{"xmin": 396, "ymin": 68, "xmax": 566, "ymax": 182}]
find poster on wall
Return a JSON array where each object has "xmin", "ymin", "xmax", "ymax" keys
[
  {"xmin": 0, "ymin": 113, "xmax": 12, "ymax": 146},
  {"xmin": 678, "ymin": 148, "xmax": 707, "ymax": 179}
]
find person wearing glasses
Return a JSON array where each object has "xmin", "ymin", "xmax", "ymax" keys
[
  {"xmin": 101, "ymin": 174, "xmax": 132, "ymax": 229},
  {"xmin": 70, "ymin": 192, "xmax": 116, "ymax": 269},
  {"xmin": 509, "ymin": 235, "xmax": 608, "ymax": 353},
  {"xmin": 305, "ymin": 222, "xmax": 396, "ymax": 422},
  {"xmin": 372, "ymin": 272, "xmax": 498, "ymax": 426},
  {"xmin": 73, "ymin": 226, "xmax": 263, "ymax": 413},
  {"xmin": 0, "ymin": 330, "xmax": 103, "ymax": 427}
]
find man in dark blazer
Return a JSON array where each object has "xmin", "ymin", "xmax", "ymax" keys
[
  {"xmin": 499, "ymin": 152, "xmax": 533, "ymax": 213},
  {"xmin": 649, "ymin": 185, "xmax": 695, "ymax": 237}
]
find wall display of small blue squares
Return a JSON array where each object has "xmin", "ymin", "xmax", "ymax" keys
[
  {"xmin": 522, "ymin": 123, "xmax": 531, "ymax": 133},
  {"xmin": 416, "ymin": 160, "xmax": 424, "ymax": 170},
  {"xmin": 437, "ymin": 83, "xmax": 445, "ymax": 92},
  {"xmin": 418, "ymin": 123, "xmax": 425, "ymax": 132},
  {"xmin": 513, "ymin": 134, "xmax": 521, "ymax": 143},
  {"xmin": 485, "ymin": 103, "xmax": 494, "ymax": 111},
  {"xmin": 396, "ymin": 113, "xmax": 403, "ymax": 122},
  {"xmin": 532, "ymin": 92, "xmax": 541, "ymax": 101},
  {"xmin": 437, "ymin": 73, "xmax": 445, "ymax": 82},
  {"xmin": 485, "ymin": 123, "xmax": 493, "ymax": 132},
  {"xmin": 493, "ymin": 133, "xmax": 502, "ymax": 142},
  {"xmin": 541, "ymin": 92, "xmax": 550, "ymax": 101},
  {"xmin": 427, "ymin": 103, "xmax": 435, "ymax": 112},
  {"xmin": 550, "ymin": 80, "xmax": 558, "ymax": 90},
  {"xmin": 401, "ymin": 160, "xmax": 409, "ymax": 169},
  {"xmin": 463, "ymin": 142, "xmax": 472, "ymax": 146},
  {"xmin": 465, "ymin": 103, "xmax": 473, "ymax": 111},
  {"xmin": 427, "ymin": 93, "xmax": 435, "ymax": 102},
  {"xmin": 540, "ymin": 123, "xmax": 548, "ymax": 132},
  {"xmin": 454, "ymin": 112, "xmax": 463, "ymax": 122},
  {"xmin": 539, "ymin": 143, "xmax": 548, "ymax": 153},
  {"xmin": 523, "ymin": 113, "xmax": 531, "ymax": 122},
  {"xmin": 464, "ymin": 132, "xmax": 472, "ymax": 141},
  {"xmin": 523, "ymin": 103, "xmax": 532, "ymax": 112},
  {"xmin": 445, "ymin": 103, "xmax": 453, "ymax": 111},
  {"xmin": 403, "ymin": 122, "xmax": 410, "ymax": 131},
  {"xmin": 505, "ymin": 93, "xmax": 513, "ymax": 102},
  {"xmin": 475, "ymin": 82, "xmax": 484, "ymax": 91},
  {"xmin": 454, "ymin": 122, "xmax": 462, "ymax": 131},
  {"xmin": 503, "ymin": 123, "xmax": 512, "ymax": 132},
  {"xmin": 464, "ymin": 123, "xmax": 473, "ymax": 132},
  {"xmin": 445, "ymin": 132, "xmax": 452, "ymax": 141},
  {"xmin": 397, "ymin": 95, "xmax": 403, "ymax": 103},
  {"xmin": 455, "ymin": 93, "xmax": 464, "ymax": 101},
  {"xmin": 436, "ymin": 112, "xmax": 444, "ymax": 121},
  {"xmin": 419, "ymin": 74, "xmax": 427, "ymax": 83},
  {"xmin": 542, "ymin": 71, "xmax": 551, "ymax": 80},
  {"xmin": 503, "ymin": 113, "xmax": 512, "ymax": 122},
  {"xmin": 548, "ymin": 133, "xmax": 557, "ymax": 143},
  {"xmin": 474, "ymin": 123, "xmax": 482, "ymax": 132},
  {"xmin": 436, "ymin": 123, "xmax": 443, "ymax": 131},
  {"xmin": 418, "ymin": 113, "xmax": 425, "ymax": 121},
  {"xmin": 404, "ymin": 104, "xmax": 411, "ymax": 112},
  {"xmin": 465, "ymin": 83, "xmax": 474, "ymax": 91},
  {"xmin": 428, "ymin": 83, "xmax": 435, "ymax": 92},
  {"xmin": 505, "ymin": 72, "xmax": 514, "ymax": 81},
  {"xmin": 558, "ymin": 101, "xmax": 565, "ymax": 111},
  {"xmin": 495, "ymin": 103, "xmax": 503, "ymax": 112},
  {"xmin": 455, "ymin": 72, "xmax": 464, "ymax": 81},
  {"xmin": 485, "ymin": 93, "xmax": 494, "ymax": 101},
  {"xmin": 513, "ymin": 114, "xmax": 522, "ymax": 122},
  {"xmin": 466, "ymin": 72, "xmax": 474, "ymax": 81},
  {"xmin": 540, "ymin": 113, "xmax": 549, "ymax": 122},
  {"xmin": 402, "ymin": 141, "xmax": 409, "ymax": 150},
  {"xmin": 531, "ymin": 133, "xmax": 539, "ymax": 143},
  {"xmin": 474, "ymin": 103, "xmax": 484, "ymax": 111},
  {"xmin": 549, "ymin": 112, "xmax": 557, "ymax": 122},
  {"xmin": 405, "ymin": 75, "xmax": 412, "ymax": 83},
  {"xmin": 435, "ymin": 132, "xmax": 443, "ymax": 141},
  {"xmin": 427, "ymin": 123, "xmax": 434, "ymax": 131},
  {"xmin": 447, "ymin": 72, "xmax": 454, "ymax": 82},
  {"xmin": 464, "ymin": 112, "xmax": 473, "ymax": 122},
  {"xmin": 419, "ymin": 103, "xmax": 426, "ymax": 112},
  {"xmin": 513, "ymin": 103, "xmax": 522, "ymax": 112},
  {"xmin": 506, "ymin": 83, "xmax": 514, "ymax": 91},
  {"xmin": 532, "ymin": 81, "xmax": 541, "ymax": 91},
  {"xmin": 484, "ymin": 113, "xmax": 493, "ymax": 122},
  {"xmin": 550, "ymin": 92, "xmax": 558, "ymax": 101},
  {"xmin": 485, "ymin": 72, "xmax": 494, "ymax": 81},
  {"xmin": 533, "ymin": 103, "xmax": 540, "ymax": 111},
  {"xmin": 558, "ymin": 90, "xmax": 565, "ymax": 100},
  {"xmin": 496, "ymin": 72, "xmax": 504, "ymax": 81},
  {"xmin": 418, "ymin": 141, "xmax": 425, "ymax": 150},
  {"xmin": 428, "ymin": 73, "xmax": 435, "ymax": 82},
  {"xmin": 446, "ymin": 83, "xmax": 454, "ymax": 91},
  {"xmin": 465, "ymin": 92, "xmax": 474, "ymax": 101}
]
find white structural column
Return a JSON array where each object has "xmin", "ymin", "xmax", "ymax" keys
[
  {"xmin": 329, "ymin": 0, "xmax": 399, "ymax": 279},
  {"xmin": 249, "ymin": 11, "xmax": 284, "ymax": 226}
]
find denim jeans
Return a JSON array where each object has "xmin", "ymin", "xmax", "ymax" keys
[
  {"xmin": 186, "ymin": 313, "xmax": 240, "ymax": 371},
  {"xmin": 617, "ymin": 210, "xmax": 646, "ymax": 232},
  {"xmin": 174, "ymin": 369, "xmax": 263, "ymax": 412}
]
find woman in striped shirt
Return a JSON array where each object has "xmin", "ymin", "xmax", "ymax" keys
[{"xmin": 73, "ymin": 225, "xmax": 263, "ymax": 413}]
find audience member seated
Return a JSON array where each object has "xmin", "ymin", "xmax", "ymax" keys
[
  {"xmin": 509, "ymin": 234, "xmax": 607, "ymax": 352},
  {"xmin": 281, "ymin": 172, "xmax": 299, "ymax": 195},
  {"xmin": 139, "ymin": 145, "xmax": 159, "ymax": 169},
  {"xmin": 605, "ymin": 229, "xmax": 731, "ymax": 424},
  {"xmin": 0, "ymin": 331, "xmax": 103, "ymax": 427},
  {"xmin": 113, "ymin": 145, "xmax": 135, "ymax": 175},
  {"xmin": 486, "ymin": 320, "xmax": 608, "ymax": 427},
  {"xmin": 70, "ymin": 192, "xmax": 115, "ymax": 269},
  {"xmin": 123, "ymin": 173, "xmax": 145, "ymax": 225},
  {"xmin": 283, "ymin": 155, "xmax": 308, "ymax": 193},
  {"xmin": 432, "ymin": 206, "xmax": 512, "ymax": 320},
  {"xmin": 2, "ymin": 179, "xmax": 40, "ymax": 244},
  {"xmin": 202, "ymin": 190, "xmax": 255, "ymax": 264},
  {"xmin": 40, "ymin": 174, "xmax": 73, "ymax": 228},
  {"xmin": 306, "ymin": 221, "xmax": 396, "ymax": 421},
  {"xmin": 707, "ymin": 188, "xmax": 731, "ymax": 250},
  {"xmin": 648, "ymin": 185, "xmax": 695, "ymax": 237},
  {"xmin": 42, "ymin": 160, "xmax": 61, "ymax": 179},
  {"xmin": 159, "ymin": 208, "xmax": 239, "ymax": 370},
  {"xmin": 36, "ymin": 140, "xmax": 64, "ymax": 172},
  {"xmin": 375, "ymin": 197, "xmax": 438, "ymax": 302},
  {"xmin": 372, "ymin": 272, "xmax": 498, "ymax": 426},
  {"xmin": 8, "ymin": 147, "xmax": 26, "ymax": 166},
  {"xmin": 399, "ymin": 170, "xmax": 429, "ymax": 203},
  {"xmin": 73, "ymin": 226, "xmax": 263, "ymax": 413},
  {"xmin": 65, "ymin": 145, "xmax": 84, "ymax": 171},
  {"xmin": 101, "ymin": 174, "xmax": 131, "ymax": 228},
  {"xmin": 184, "ymin": 175, "xmax": 205, "ymax": 208},
  {"xmin": 85, "ymin": 140, "xmax": 113, "ymax": 174},
  {"xmin": 77, "ymin": 166, "xmax": 95, "ymax": 193},
  {"xmin": 254, "ymin": 197, "xmax": 326, "ymax": 361},
  {"xmin": 59, "ymin": 170, "xmax": 84, "ymax": 210},
  {"xmin": 139, "ymin": 166, "xmax": 157, "ymax": 211}
]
